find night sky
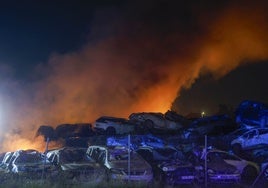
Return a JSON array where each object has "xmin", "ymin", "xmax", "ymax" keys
[{"xmin": 1, "ymin": 0, "xmax": 268, "ymax": 151}]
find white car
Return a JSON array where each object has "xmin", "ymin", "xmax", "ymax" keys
[
  {"xmin": 129, "ymin": 112, "xmax": 183, "ymax": 131},
  {"xmin": 231, "ymin": 128, "xmax": 268, "ymax": 151},
  {"xmin": 93, "ymin": 116, "xmax": 135, "ymax": 135}
]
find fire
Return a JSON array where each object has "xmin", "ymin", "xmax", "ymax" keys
[{"xmin": 1, "ymin": 1, "xmax": 268, "ymax": 152}]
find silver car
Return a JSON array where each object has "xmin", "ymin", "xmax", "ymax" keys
[
  {"xmin": 47, "ymin": 147, "xmax": 106, "ymax": 182},
  {"xmin": 231, "ymin": 128, "xmax": 268, "ymax": 151},
  {"xmin": 93, "ymin": 116, "xmax": 135, "ymax": 135},
  {"xmin": 86, "ymin": 145, "xmax": 153, "ymax": 182}
]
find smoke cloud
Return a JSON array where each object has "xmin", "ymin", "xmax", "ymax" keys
[{"xmin": 1, "ymin": 0, "xmax": 268, "ymax": 151}]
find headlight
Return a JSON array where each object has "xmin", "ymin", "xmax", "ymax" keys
[{"xmin": 162, "ymin": 166, "xmax": 177, "ymax": 172}]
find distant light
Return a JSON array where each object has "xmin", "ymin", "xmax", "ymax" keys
[{"xmin": 201, "ymin": 111, "xmax": 205, "ymax": 117}]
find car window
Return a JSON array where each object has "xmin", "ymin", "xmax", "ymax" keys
[
  {"xmin": 98, "ymin": 151, "xmax": 106, "ymax": 163},
  {"xmin": 109, "ymin": 149, "xmax": 140, "ymax": 161},
  {"xmin": 60, "ymin": 148, "xmax": 94, "ymax": 163},
  {"xmin": 47, "ymin": 153, "xmax": 56, "ymax": 163},
  {"xmin": 15, "ymin": 153, "xmax": 43, "ymax": 164}
]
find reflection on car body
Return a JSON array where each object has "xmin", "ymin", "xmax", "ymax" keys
[{"xmin": 231, "ymin": 128, "xmax": 268, "ymax": 152}]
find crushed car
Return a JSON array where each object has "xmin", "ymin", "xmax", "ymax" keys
[
  {"xmin": 86, "ymin": 145, "xmax": 153, "ymax": 182},
  {"xmin": 93, "ymin": 116, "xmax": 135, "ymax": 135},
  {"xmin": 213, "ymin": 127, "xmax": 251, "ymax": 150},
  {"xmin": 106, "ymin": 134, "xmax": 167, "ymax": 150},
  {"xmin": 129, "ymin": 112, "xmax": 183, "ymax": 133},
  {"xmin": 164, "ymin": 110, "xmax": 191, "ymax": 127},
  {"xmin": 157, "ymin": 159, "xmax": 196, "ymax": 185},
  {"xmin": 200, "ymin": 150, "xmax": 241, "ymax": 184},
  {"xmin": 191, "ymin": 147, "xmax": 259, "ymax": 184},
  {"xmin": 235, "ymin": 100, "xmax": 268, "ymax": 128},
  {"xmin": 0, "ymin": 152, "xmax": 14, "ymax": 173},
  {"xmin": 231, "ymin": 128, "xmax": 268, "ymax": 153},
  {"xmin": 179, "ymin": 114, "xmax": 237, "ymax": 142},
  {"xmin": 9, "ymin": 149, "xmax": 56, "ymax": 179},
  {"xmin": 46, "ymin": 147, "xmax": 106, "ymax": 183}
]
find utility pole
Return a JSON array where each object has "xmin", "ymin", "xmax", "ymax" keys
[
  {"xmin": 205, "ymin": 135, "xmax": 208, "ymax": 188},
  {"xmin": 128, "ymin": 134, "xmax": 131, "ymax": 182}
]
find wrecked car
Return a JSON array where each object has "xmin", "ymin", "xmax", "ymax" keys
[
  {"xmin": 192, "ymin": 148, "xmax": 259, "ymax": 184},
  {"xmin": 106, "ymin": 134, "xmax": 167, "ymax": 150},
  {"xmin": 198, "ymin": 150, "xmax": 241, "ymax": 184},
  {"xmin": 213, "ymin": 127, "xmax": 251, "ymax": 150},
  {"xmin": 129, "ymin": 112, "xmax": 183, "ymax": 133},
  {"xmin": 86, "ymin": 145, "xmax": 153, "ymax": 182},
  {"xmin": 231, "ymin": 128, "xmax": 268, "ymax": 152},
  {"xmin": 10, "ymin": 149, "xmax": 56, "ymax": 179},
  {"xmin": 157, "ymin": 159, "xmax": 196, "ymax": 185},
  {"xmin": 235, "ymin": 100, "xmax": 268, "ymax": 128},
  {"xmin": 135, "ymin": 145, "xmax": 185, "ymax": 163},
  {"xmin": 179, "ymin": 114, "xmax": 237, "ymax": 141},
  {"xmin": 46, "ymin": 147, "xmax": 106, "ymax": 182},
  {"xmin": 0, "ymin": 152, "xmax": 13, "ymax": 173},
  {"xmin": 164, "ymin": 110, "xmax": 191, "ymax": 127},
  {"xmin": 93, "ymin": 116, "xmax": 135, "ymax": 135}
]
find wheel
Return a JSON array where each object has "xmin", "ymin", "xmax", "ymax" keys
[
  {"xmin": 232, "ymin": 143, "xmax": 242, "ymax": 154},
  {"xmin": 106, "ymin": 127, "xmax": 116, "ymax": 135},
  {"xmin": 241, "ymin": 165, "xmax": 258, "ymax": 184}
]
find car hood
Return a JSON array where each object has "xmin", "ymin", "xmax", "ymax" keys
[{"xmin": 61, "ymin": 162, "xmax": 100, "ymax": 171}]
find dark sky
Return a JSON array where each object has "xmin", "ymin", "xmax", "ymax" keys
[{"xmin": 1, "ymin": 0, "xmax": 268, "ymax": 151}]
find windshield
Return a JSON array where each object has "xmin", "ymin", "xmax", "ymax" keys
[
  {"xmin": 60, "ymin": 148, "xmax": 95, "ymax": 163},
  {"xmin": 15, "ymin": 153, "xmax": 43, "ymax": 164}
]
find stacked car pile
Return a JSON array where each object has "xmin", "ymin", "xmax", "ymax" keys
[{"xmin": 2, "ymin": 100, "xmax": 268, "ymax": 187}]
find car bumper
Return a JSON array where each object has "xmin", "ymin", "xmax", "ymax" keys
[
  {"xmin": 165, "ymin": 175, "xmax": 195, "ymax": 184},
  {"xmin": 208, "ymin": 174, "xmax": 241, "ymax": 183}
]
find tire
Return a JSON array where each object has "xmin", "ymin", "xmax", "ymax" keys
[
  {"xmin": 241, "ymin": 166, "xmax": 258, "ymax": 184},
  {"xmin": 106, "ymin": 127, "xmax": 116, "ymax": 135},
  {"xmin": 232, "ymin": 143, "xmax": 242, "ymax": 154}
]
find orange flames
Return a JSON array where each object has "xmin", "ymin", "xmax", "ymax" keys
[{"xmin": 1, "ymin": 1, "xmax": 268, "ymax": 152}]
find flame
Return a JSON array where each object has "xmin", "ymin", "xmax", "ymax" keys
[{"xmin": 1, "ymin": 1, "xmax": 268, "ymax": 152}]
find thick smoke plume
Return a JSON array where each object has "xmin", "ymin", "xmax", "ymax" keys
[{"xmin": 1, "ymin": 1, "xmax": 268, "ymax": 151}]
